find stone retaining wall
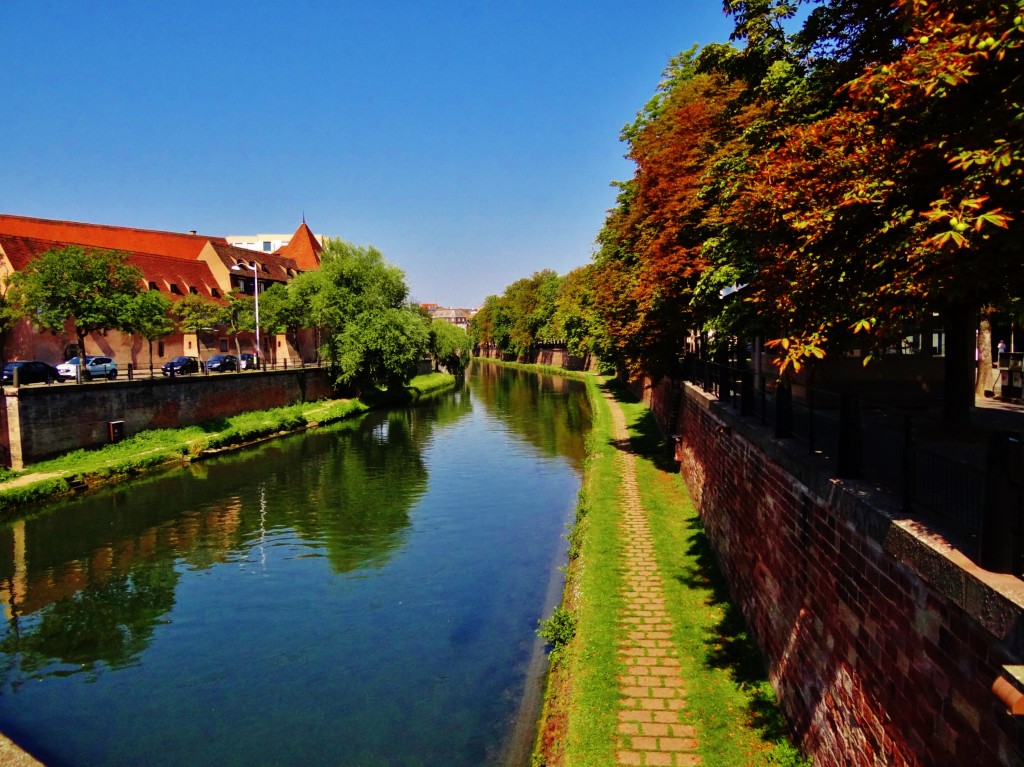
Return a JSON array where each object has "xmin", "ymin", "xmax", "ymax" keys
[
  {"xmin": 1, "ymin": 368, "xmax": 336, "ymax": 469},
  {"xmin": 640, "ymin": 377, "xmax": 1024, "ymax": 766}
]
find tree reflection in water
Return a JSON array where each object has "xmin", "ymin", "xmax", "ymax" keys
[{"xmin": 0, "ymin": 392, "xmax": 469, "ymax": 686}]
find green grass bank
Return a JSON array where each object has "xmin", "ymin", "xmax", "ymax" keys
[
  {"xmin": 470, "ymin": 358, "xmax": 806, "ymax": 766},
  {"xmin": 0, "ymin": 371, "xmax": 456, "ymax": 515}
]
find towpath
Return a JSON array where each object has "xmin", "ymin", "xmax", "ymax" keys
[{"xmin": 606, "ymin": 391, "xmax": 701, "ymax": 767}]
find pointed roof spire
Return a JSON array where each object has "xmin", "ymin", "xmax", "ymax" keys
[{"xmin": 275, "ymin": 220, "xmax": 322, "ymax": 271}]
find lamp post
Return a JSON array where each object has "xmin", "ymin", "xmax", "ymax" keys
[{"xmin": 231, "ymin": 262, "xmax": 260, "ymax": 369}]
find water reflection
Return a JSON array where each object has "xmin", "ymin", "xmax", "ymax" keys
[
  {"xmin": 468, "ymin": 363, "xmax": 591, "ymax": 468},
  {"xmin": 0, "ymin": 374, "xmax": 586, "ymax": 767},
  {"xmin": 0, "ymin": 400, "xmax": 461, "ymax": 686}
]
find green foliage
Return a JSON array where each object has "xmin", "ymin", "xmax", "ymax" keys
[
  {"xmin": 537, "ymin": 606, "xmax": 576, "ymax": 656},
  {"xmin": 470, "ymin": 270, "xmax": 564, "ymax": 360},
  {"xmin": 124, "ymin": 290, "xmax": 175, "ymax": 372},
  {"xmin": 7, "ymin": 245, "xmax": 143, "ymax": 356},
  {"xmin": 428, "ymin": 319, "xmax": 472, "ymax": 374},
  {"xmin": 290, "ymin": 239, "xmax": 428, "ymax": 392},
  {"xmin": 257, "ymin": 282, "xmax": 302, "ymax": 336},
  {"xmin": 172, "ymin": 293, "xmax": 222, "ymax": 361}
]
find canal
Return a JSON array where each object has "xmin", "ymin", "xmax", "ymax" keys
[{"xmin": 0, "ymin": 364, "xmax": 591, "ymax": 766}]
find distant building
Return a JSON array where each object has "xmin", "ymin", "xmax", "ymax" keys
[
  {"xmin": 228, "ymin": 230, "xmax": 327, "ymax": 262},
  {"xmin": 428, "ymin": 307, "xmax": 476, "ymax": 331},
  {"xmin": 0, "ymin": 214, "xmax": 323, "ymax": 368}
]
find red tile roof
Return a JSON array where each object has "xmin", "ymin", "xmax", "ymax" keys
[
  {"xmin": 0, "ymin": 234, "xmax": 68, "ymax": 271},
  {"xmin": 274, "ymin": 221, "xmax": 322, "ymax": 271},
  {"xmin": 207, "ymin": 242, "xmax": 300, "ymax": 284},
  {"xmin": 0, "ymin": 214, "xmax": 226, "ymax": 261},
  {"xmin": 0, "ymin": 234, "xmax": 224, "ymax": 303},
  {"xmin": 130, "ymin": 252, "xmax": 225, "ymax": 302}
]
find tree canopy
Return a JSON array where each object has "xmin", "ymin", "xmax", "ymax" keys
[
  {"xmin": 289, "ymin": 239, "xmax": 428, "ymax": 392},
  {"xmin": 8, "ymin": 245, "xmax": 143, "ymax": 361},
  {"xmin": 477, "ymin": 0, "xmax": 1023, "ymax": 426}
]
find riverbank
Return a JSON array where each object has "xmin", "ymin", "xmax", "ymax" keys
[
  {"xmin": 468, "ymin": 358, "xmax": 807, "ymax": 766},
  {"xmin": 0, "ymin": 372, "xmax": 456, "ymax": 517}
]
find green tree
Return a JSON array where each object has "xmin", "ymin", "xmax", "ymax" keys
[
  {"xmin": 0, "ymin": 286, "xmax": 24, "ymax": 367},
  {"xmin": 552, "ymin": 265, "xmax": 606, "ymax": 367},
  {"xmin": 7, "ymin": 245, "xmax": 143, "ymax": 377},
  {"xmin": 290, "ymin": 239, "xmax": 428, "ymax": 393},
  {"xmin": 172, "ymin": 293, "xmax": 222, "ymax": 366},
  {"xmin": 218, "ymin": 292, "xmax": 255, "ymax": 360},
  {"xmin": 124, "ymin": 290, "xmax": 175, "ymax": 375},
  {"xmin": 429, "ymin": 319, "xmax": 472, "ymax": 374}
]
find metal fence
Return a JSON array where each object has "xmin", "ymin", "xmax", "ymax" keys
[{"xmin": 680, "ymin": 358, "xmax": 1023, "ymax": 575}]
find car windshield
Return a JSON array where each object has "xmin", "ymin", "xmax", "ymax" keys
[
  {"xmin": 3, "ymin": 363, "xmax": 19, "ymax": 372},
  {"xmin": 173, "ymin": 357, "xmax": 189, "ymax": 363}
]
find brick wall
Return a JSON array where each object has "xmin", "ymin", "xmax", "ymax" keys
[
  {"xmin": 1, "ymin": 368, "xmax": 336, "ymax": 469},
  {"xmin": 642, "ymin": 378, "xmax": 1024, "ymax": 766}
]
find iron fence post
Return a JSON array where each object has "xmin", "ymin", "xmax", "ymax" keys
[
  {"xmin": 901, "ymin": 414, "xmax": 915, "ymax": 513},
  {"xmin": 741, "ymin": 370, "xmax": 754, "ymax": 417},
  {"xmin": 836, "ymin": 394, "xmax": 863, "ymax": 478},
  {"xmin": 775, "ymin": 383, "xmax": 792, "ymax": 438},
  {"xmin": 808, "ymin": 388, "xmax": 817, "ymax": 454},
  {"xmin": 979, "ymin": 431, "xmax": 1024, "ymax": 574}
]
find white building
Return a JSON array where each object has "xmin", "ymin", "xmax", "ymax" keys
[{"xmin": 227, "ymin": 231, "xmax": 327, "ymax": 254}]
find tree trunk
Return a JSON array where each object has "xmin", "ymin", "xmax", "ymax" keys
[
  {"xmin": 975, "ymin": 310, "xmax": 995, "ymax": 398},
  {"xmin": 942, "ymin": 302, "xmax": 978, "ymax": 430},
  {"xmin": 77, "ymin": 329, "xmax": 91, "ymax": 381}
]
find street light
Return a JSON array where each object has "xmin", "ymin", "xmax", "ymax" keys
[{"xmin": 231, "ymin": 261, "xmax": 260, "ymax": 369}]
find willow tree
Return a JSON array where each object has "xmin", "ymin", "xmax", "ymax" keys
[{"xmin": 289, "ymin": 240, "xmax": 428, "ymax": 393}]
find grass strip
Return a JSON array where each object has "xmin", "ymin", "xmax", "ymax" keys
[
  {"xmin": 0, "ymin": 372, "xmax": 456, "ymax": 515},
  {"xmin": 611, "ymin": 382, "xmax": 808, "ymax": 766},
  {"xmin": 554, "ymin": 374, "xmax": 626, "ymax": 766}
]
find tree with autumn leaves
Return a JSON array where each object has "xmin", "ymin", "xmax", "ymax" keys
[{"xmin": 591, "ymin": 0, "xmax": 1023, "ymax": 425}]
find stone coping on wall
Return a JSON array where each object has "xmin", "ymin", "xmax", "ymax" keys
[{"xmin": 682, "ymin": 380, "xmax": 1024, "ymax": 649}]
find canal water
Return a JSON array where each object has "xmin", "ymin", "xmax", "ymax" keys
[{"xmin": 0, "ymin": 364, "xmax": 591, "ymax": 767}]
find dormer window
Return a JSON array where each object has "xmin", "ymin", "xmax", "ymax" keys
[
  {"xmin": 189, "ymin": 286, "xmax": 198, "ymax": 295},
  {"xmin": 211, "ymin": 288, "xmax": 221, "ymax": 298},
  {"xmin": 148, "ymin": 281, "xmax": 159, "ymax": 290},
  {"xmin": 170, "ymin": 284, "xmax": 182, "ymax": 295}
]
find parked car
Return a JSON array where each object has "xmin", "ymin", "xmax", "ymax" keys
[
  {"xmin": 240, "ymin": 353, "xmax": 257, "ymax": 370},
  {"xmin": 206, "ymin": 354, "xmax": 239, "ymax": 373},
  {"xmin": 161, "ymin": 356, "xmax": 203, "ymax": 376},
  {"xmin": 2, "ymin": 360, "xmax": 61, "ymax": 385},
  {"xmin": 56, "ymin": 355, "xmax": 118, "ymax": 380}
]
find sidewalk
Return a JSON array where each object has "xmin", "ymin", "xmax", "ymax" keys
[{"xmin": 606, "ymin": 391, "xmax": 702, "ymax": 767}]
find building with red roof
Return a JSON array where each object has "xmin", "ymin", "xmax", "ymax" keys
[{"xmin": 0, "ymin": 216, "xmax": 320, "ymax": 372}]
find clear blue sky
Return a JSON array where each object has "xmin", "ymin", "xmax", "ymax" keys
[{"xmin": 1, "ymin": 1, "xmax": 735, "ymax": 308}]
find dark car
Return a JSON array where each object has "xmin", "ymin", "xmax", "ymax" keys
[
  {"xmin": 239, "ymin": 353, "xmax": 257, "ymax": 370},
  {"xmin": 2, "ymin": 360, "xmax": 61, "ymax": 385},
  {"xmin": 161, "ymin": 356, "xmax": 203, "ymax": 376},
  {"xmin": 206, "ymin": 354, "xmax": 239, "ymax": 372}
]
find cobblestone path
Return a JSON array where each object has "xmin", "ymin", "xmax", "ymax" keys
[{"xmin": 607, "ymin": 391, "xmax": 701, "ymax": 767}]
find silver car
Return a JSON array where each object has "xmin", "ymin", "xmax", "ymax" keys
[{"xmin": 56, "ymin": 355, "xmax": 119, "ymax": 380}]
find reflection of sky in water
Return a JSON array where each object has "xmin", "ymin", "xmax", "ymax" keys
[{"xmin": 0, "ymin": 369, "xmax": 588, "ymax": 767}]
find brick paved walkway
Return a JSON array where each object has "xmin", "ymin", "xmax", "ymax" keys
[{"xmin": 607, "ymin": 392, "xmax": 701, "ymax": 767}]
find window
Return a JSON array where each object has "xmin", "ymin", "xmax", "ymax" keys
[
  {"xmin": 262, "ymin": 241, "xmax": 271, "ymax": 252},
  {"xmin": 158, "ymin": 341, "xmax": 164, "ymax": 357},
  {"xmin": 211, "ymin": 288, "xmax": 220, "ymax": 298},
  {"xmin": 170, "ymin": 284, "xmax": 182, "ymax": 295},
  {"xmin": 148, "ymin": 281, "xmax": 159, "ymax": 290},
  {"xmin": 189, "ymin": 286, "xmax": 198, "ymax": 295},
  {"xmin": 220, "ymin": 339, "xmax": 228, "ymax": 352}
]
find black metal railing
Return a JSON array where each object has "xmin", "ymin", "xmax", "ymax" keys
[{"xmin": 679, "ymin": 358, "xmax": 1022, "ymax": 575}]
